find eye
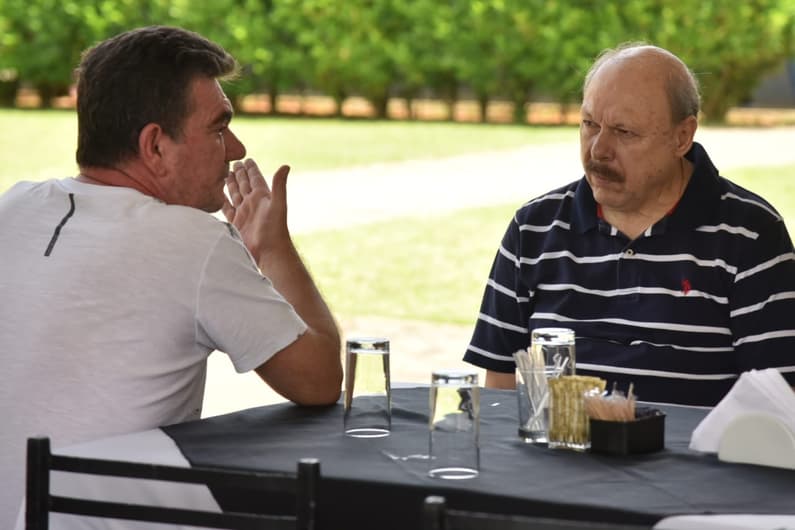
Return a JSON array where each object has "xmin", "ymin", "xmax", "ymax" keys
[{"xmin": 616, "ymin": 128, "xmax": 636, "ymax": 138}]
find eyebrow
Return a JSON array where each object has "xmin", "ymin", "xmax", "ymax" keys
[{"xmin": 210, "ymin": 109, "xmax": 233, "ymax": 128}]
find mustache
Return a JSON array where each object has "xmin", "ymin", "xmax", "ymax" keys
[{"xmin": 586, "ymin": 161, "xmax": 623, "ymax": 182}]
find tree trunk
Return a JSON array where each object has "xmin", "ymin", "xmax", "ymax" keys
[
  {"xmin": 512, "ymin": 97, "xmax": 528, "ymax": 124},
  {"xmin": 332, "ymin": 89, "xmax": 347, "ymax": 118},
  {"xmin": 477, "ymin": 94, "xmax": 489, "ymax": 123}
]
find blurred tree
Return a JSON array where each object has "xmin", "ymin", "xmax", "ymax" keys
[
  {"xmin": 171, "ymin": 0, "xmax": 309, "ymax": 113},
  {"xmin": 454, "ymin": 0, "xmax": 504, "ymax": 122},
  {"xmin": 531, "ymin": 1, "xmax": 619, "ymax": 123},
  {"xmin": 296, "ymin": 0, "xmax": 355, "ymax": 116},
  {"xmin": 0, "ymin": 7, "xmax": 21, "ymax": 106},
  {"xmin": 0, "ymin": 0, "xmax": 792, "ymax": 123},
  {"xmin": 603, "ymin": 0, "xmax": 795, "ymax": 122},
  {"xmin": 1, "ymin": 0, "xmax": 91, "ymax": 106},
  {"xmin": 297, "ymin": 0, "xmax": 404, "ymax": 119},
  {"xmin": 0, "ymin": 0, "xmax": 169, "ymax": 107},
  {"xmin": 402, "ymin": 1, "xmax": 465, "ymax": 121},
  {"xmin": 347, "ymin": 0, "xmax": 405, "ymax": 119}
]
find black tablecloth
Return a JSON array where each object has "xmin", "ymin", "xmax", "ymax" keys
[{"xmin": 163, "ymin": 388, "xmax": 795, "ymax": 529}]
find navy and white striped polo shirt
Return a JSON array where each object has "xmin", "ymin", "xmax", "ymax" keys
[{"xmin": 465, "ymin": 142, "xmax": 795, "ymax": 406}]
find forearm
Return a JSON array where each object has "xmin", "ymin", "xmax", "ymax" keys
[
  {"xmin": 257, "ymin": 240, "xmax": 342, "ymax": 401},
  {"xmin": 486, "ymin": 370, "xmax": 516, "ymax": 389},
  {"xmin": 258, "ymin": 241, "xmax": 337, "ymax": 342},
  {"xmin": 223, "ymin": 159, "xmax": 342, "ymax": 403}
]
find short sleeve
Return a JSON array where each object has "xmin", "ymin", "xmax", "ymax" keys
[{"xmin": 195, "ymin": 230, "xmax": 307, "ymax": 373}]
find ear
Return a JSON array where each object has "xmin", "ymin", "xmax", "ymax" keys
[
  {"xmin": 674, "ymin": 115, "xmax": 698, "ymax": 157},
  {"xmin": 138, "ymin": 122, "xmax": 167, "ymax": 176}
]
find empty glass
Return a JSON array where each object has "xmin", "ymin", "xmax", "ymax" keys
[
  {"xmin": 428, "ymin": 370, "xmax": 480, "ymax": 479},
  {"xmin": 344, "ymin": 337, "xmax": 391, "ymax": 438}
]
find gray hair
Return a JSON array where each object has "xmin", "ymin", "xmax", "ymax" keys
[{"xmin": 583, "ymin": 42, "xmax": 701, "ymax": 123}]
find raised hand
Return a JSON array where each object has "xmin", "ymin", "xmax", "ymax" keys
[{"xmin": 222, "ymin": 159, "xmax": 291, "ymax": 262}]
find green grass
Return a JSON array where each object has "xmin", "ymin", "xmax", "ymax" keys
[
  {"xmin": 2, "ymin": 109, "xmax": 793, "ymax": 326},
  {"xmin": 730, "ymin": 164, "xmax": 795, "ymax": 230},
  {"xmin": 294, "ymin": 203, "xmax": 517, "ymax": 326},
  {"xmin": 233, "ymin": 117, "xmax": 574, "ymax": 171},
  {"xmin": 0, "ymin": 109, "xmax": 573, "ymax": 190}
]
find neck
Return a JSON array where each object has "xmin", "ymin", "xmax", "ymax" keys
[
  {"xmin": 602, "ymin": 157, "xmax": 692, "ymax": 240},
  {"xmin": 76, "ymin": 165, "xmax": 161, "ymax": 200}
]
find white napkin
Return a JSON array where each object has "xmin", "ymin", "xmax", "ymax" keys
[{"xmin": 689, "ymin": 368, "xmax": 795, "ymax": 453}]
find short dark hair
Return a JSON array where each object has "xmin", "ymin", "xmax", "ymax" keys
[{"xmin": 75, "ymin": 26, "xmax": 238, "ymax": 168}]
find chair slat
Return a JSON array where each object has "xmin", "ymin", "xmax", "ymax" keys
[
  {"xmin": 424, "ymin": 495, "xmax": 653, "ymax": 530},
  {"xmin": 51, "ymin": 453, "xmax": 298, "ymax": 492},
  {"xmin": 26, "ymin": 436, "xmax": 319, "ymax": 530},
  {"xmin": 50, "ymin": 496, "xmax": 295, "ymax": 530}
]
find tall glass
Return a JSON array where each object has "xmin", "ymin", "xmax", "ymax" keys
[
  {"xmin": 428, "ymin": 370, "xmax": 480, "ymax": 480},
  {"xmin": 343, "ymin": 337, "xmax": 391, "ymax": 438}
]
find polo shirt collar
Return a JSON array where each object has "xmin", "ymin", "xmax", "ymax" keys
[{"xmin": 570, "ymin": 141, "xmax": 722, "ymax": 235}]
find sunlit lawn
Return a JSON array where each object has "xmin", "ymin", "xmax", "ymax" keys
[
  {"xmin": 0, "ymin": 109, "xmax": 572, "ymax": 188},
  {"xmin": 2, "ymin": 109, "xmax": 793, "ymax": 326}
]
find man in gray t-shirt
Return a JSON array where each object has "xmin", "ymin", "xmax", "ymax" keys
[{"xmin": 0, "ymin": 26, "xmax": 342, "ymax": 527}]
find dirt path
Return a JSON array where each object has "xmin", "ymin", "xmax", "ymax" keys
[{"xmin": 202, "ymin": 126, "xmax": 795, "ymax": 417}]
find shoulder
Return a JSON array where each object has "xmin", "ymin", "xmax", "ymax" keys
[
  {"xmin": 1, "ymin": 179, "xmax": 60, "ymax": 200},
  {"xmin": 716, "ymin": 176, "xmax": 785, "ymax": 230},
  {"xmin": 514, "ymin": 180, "xmax": 580, "ymax": 225}
]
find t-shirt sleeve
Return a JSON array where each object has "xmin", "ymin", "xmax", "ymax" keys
[
  {"xmin": 464, "ymin": 213, "xmax": 531, "ymax": 373},
  {"xmin": 730, "ymin": 218, "xmax": 795, "ymax": 385},
  {"xmin": 194, "ymin": 230, "xmax": 308, "ymax": 373}
]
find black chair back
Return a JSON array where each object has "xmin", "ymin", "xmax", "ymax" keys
[
  {"xmin": 26, "ymin": 436, "xmax": 320, "ymax": 530},
  {"xmin": 422, "ymin": 495, "xmax": 652, "ymax": 530}
]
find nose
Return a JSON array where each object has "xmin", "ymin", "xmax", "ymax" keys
[
  {"xmin": 224, "ymin": 128, "xmax": 247, "ymax": 161},
  {"xmin": 590, "ymin": 129, "xmax": 613, "ymax": 162}
]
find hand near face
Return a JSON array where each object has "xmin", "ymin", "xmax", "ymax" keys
[{"xmin": 222, "ymin": 159, "xmax": 291, "ymax": 262}]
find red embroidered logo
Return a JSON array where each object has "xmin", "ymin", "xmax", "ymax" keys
[{"xmin": 681, "ymin": 279, "xmax": 691, "ymax": 295}]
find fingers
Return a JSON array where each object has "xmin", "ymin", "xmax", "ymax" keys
[
  {"xmin": 221, "ymin": 196, "xmax": 235, "ymax": 223},
  {"xmin": 271, "ymin": 164, "xmax": 290, "ymax": 205},
  {"xmin": 232, "ymin": 161, "xmax": 253, "ymax": 197},
  {"xmin": 227, "ymin": 159, "xmax": 289, "ymax": 207},
  {"xmin": 225, "ymin": 168, "xmax": 242, "ymax": 207},
  {"xmin": 243, "ymin": 159, "xmax": 271, "ymax": 194}
]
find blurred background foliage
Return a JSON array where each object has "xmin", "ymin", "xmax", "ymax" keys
[{"xmin": 0, "ymin": 0, "xmax": 793, "ymax": 123}]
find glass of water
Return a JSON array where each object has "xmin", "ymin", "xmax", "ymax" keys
[{"xmin": 343, "ymin": 337, "xmax": 391, "ymax": 438}]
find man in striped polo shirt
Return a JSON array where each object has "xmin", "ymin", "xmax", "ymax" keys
[{"xmin": 464, "ymin": 43, "xmax": 795, "ymax": 406}]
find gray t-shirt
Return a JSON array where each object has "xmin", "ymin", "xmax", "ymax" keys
[{"xmin": 0, "ymin": 178, "xmax": 306, "ymax": 526}]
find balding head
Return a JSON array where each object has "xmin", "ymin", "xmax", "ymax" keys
[{"xmin": 584, "ymin": 43, "xmax": 700, "ymax": 124}]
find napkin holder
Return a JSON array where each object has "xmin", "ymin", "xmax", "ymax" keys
[{"xmin": 717, "ymin": 413, "xmax": 795, "ymax": 470}]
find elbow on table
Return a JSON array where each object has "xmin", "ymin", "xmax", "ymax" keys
[
  {"xmin": 293, "ymin": 380, "xmax": 342, "ymax": 406},
  {"xmin": 254, "ymin": 330, "xmax": 343, "ymax": 406},
  {"xmin": 259, "ymin": 363, "xmax": 342, "ymax": 407}
]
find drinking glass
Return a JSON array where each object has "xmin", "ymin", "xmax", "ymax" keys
[
  {"xmin": 530, "ymin": 328, "xmax": 576, "ymax": 376},
  {"xmin": 428, "ymin": 370, "xmax": 479, "ymax": 479},
  {"xmin": 516, "ymin": 366, "xmax": 557, "ymax": 443},
  {"xmin": 343, "ymin": 337, "xmax": 391, "ymax": 438}
]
